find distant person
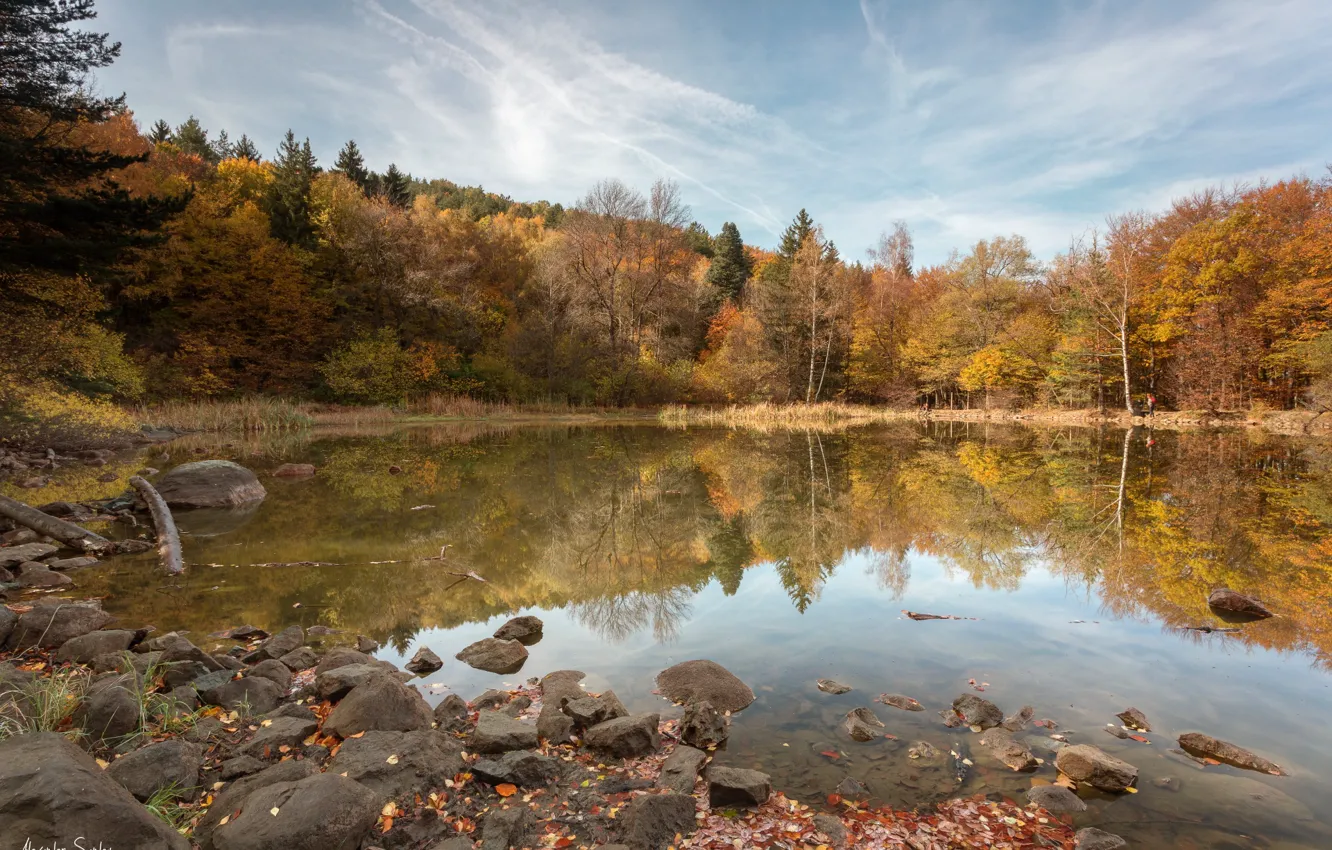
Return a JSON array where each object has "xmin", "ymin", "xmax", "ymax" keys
[{"xmin": 1147, "ymin": 393, "xmax": 1157, "ymax": 415}]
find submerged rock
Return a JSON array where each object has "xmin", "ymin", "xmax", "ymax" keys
[
  {"xmin": 978, "ymin": 727, "xmax": 1039, "ymax": 771},
  {"xmin": 655, "ymin": 659, "xmax": 755, "ymax": 713},
  {"xmin": 1207, "ymin": 588, "xmax": 1274, "ymax": 620},
  {"xmin": 877, "ymin": 693, "xmax": 924, "ymax": 712},
  {"xmin": 817, "ymin": 678, "xmax": 852, "ymax": 694},
  {"xmin": 1055, "ymin": 744, "xmax": 1139, "ymax": 791},
  {"xmin": 1027, "ymin": 784, "xmax": 1087, "ymax": 813},
  {"xmin": 842, "ymin": 706, "xmax": 886, "ymax": 742},
  {"xmin": 951, "ymin": 694, "xmax": 1003, "ymax": 729},
  {"xmin": 493, "ymin": 614, "xmax": 544, "ymax": 644},
  {"xmin": 1001, "ymin": 705, "xmax": 1034, "ymax": 731},
  {"xmin": 1075, "ymin": 827, "xmax": 1128, "ymax": 849},
  {"xmin": 1177, "ymin": 732, "xmax": 1285, "ymax": 775},
  {"xmin": 405, "ymin": 646, "xmax": 443, "ymax": 675},
  {"xmin": 155, "ymin": 460, "xmax": 267, "ymax": 508},
  {"xmin": 456, "ymin": 637, "xmax": 529, "ymax": 674},
  {"xmin": 1116, "ymin": 707, "xmax": 1151, "ymax": 732}
]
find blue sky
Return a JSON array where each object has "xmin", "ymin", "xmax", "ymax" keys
[{"xmin": 96, "ymin": 0, "xmax": 1332, "ymax": 264}]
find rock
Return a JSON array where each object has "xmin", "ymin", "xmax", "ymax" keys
[
  {"xmin": 0, "ymin": 732, "xmax": 189, "ymax": 850},
  {"xmin": 951, "ymin": 694, "xmax": 1003, "ymax": 729},
  {"xmin": 324, "ymin": 675, "xmax": 432, "ymax": 737},
  {"xmin": 248, "ymin": 658, "xmax": 293, "ymax": 690},
  {"xmin": 0, "ymin": 606, "xmax": 15, "ymax": 646},
  {"xmin": 434, "ymin": 693, "xmax": 471, "ymax": 731},
  {"xmin": 0, "ymin": 528, "xmax": 39, "ymax": 545},
  {"xmin": 16, "ymin": 562, "xmax": 74, "ymax": 587},
  {"xmin": 0, "ymin": 542, "xmax": 58, "ymax": 567},
  {"xmin": 0, "ymin": 566, "xmax": 11, "ymax": 582},
  {"xmin": 107, "ymin": 738, "xmax": 203, "ymax": 802},
  {"xmin": 493, "ymin": 614, "xmax": 544, "ymax": 644},
  {"xmin": 876, "ymin": 693, "xmax": 924, "ymax": 712},
  {"xmin": 215, "ymin": 653, "xmax": 246, "ymax": 671},
  {"xmin": 1055, "ymin": 744, "xmax": 1139, "ymax": 791},
  {"xmin": 264, "ymin": 703, "xmax": 317, "ymax": 721},
  {"xmin": 5, "ymin": 601, "xmax": 113, "ymax": 649},
  {"xmin": 455, "ymin": 637, "xmax": 529, "ymax": 674},
  {"xmin": 563, "ymin": 690, "xmax": 629, "ymax": 730},
  {"xmin": 537, "ymin": 669, "xmax": 585, "ymax": 744},
  {"xmin": 326, "ymin": 730, "xmax": 464, "ymax": 798},
  {"xmin": 978, "ymin": 727, "xmax": 1039, "ymax": 771},
  {"xmin": 1026, "ymin": 784, "xmax": 1086, "ymax": 813},
  {"xmin": 195, "ymin": 760, "xmax": 320, "ymax": 850},
  {"xmin": 472, "ymin": 688, "xmax": 509, "ymax": 710},
  {"xmin": 47, "ymin": 555, "xmax": 99, "ymax": 570},
  {"xmin": 817, "ymin": 678, "xmax": 852, "ymax": 694},
  {"xmin": 620, "ymin": 792, "xmax": 698, "ymax": 850},
  {"xmin": 191, "ymin": 668, "xmax": 236, "ymax": 694},
  {"xmin": 156, "ymin": 460, "xmax": 267, "ymax": 508},
  {"xmin": 154, "ymin": 633, "xmax": 226, "ymax": 672},
  {"xmin": 274, "ymin": 463, "xmax": 316, "ymax": 477},
  {"xmin": 658, "ymin": 744, "xmax": 707, "ymax": 794},
  {"xmin": 584, "ymin": 713, "xmax": 661, "ymax": 759},
  {"xmin": 241, "ymin": 716, "xmax": 318, "ymax": 759},
  {"xmin": 247, "ymin": 624, "xmax": 304, "ymax": 662},
  {"xmin": 842, "ymin": 706, "xmax": 885, "ymax": 742},
  {"xmin": 356, "ymin": 634, "xmax": 380, "ymax": 653},
  {"xmin": 161, "ymin": 660, "xmax": 210, "ymax": 689},
  {"xmin": 707, "ymin": 766, "xmax": 771, "ymax": 808},
  {"xmin": 680, "ymin": 699, "xmax": 730, "ymax": 748},
  {"xmin": 315, "ymin": 663, "xmax": 391, "ymax": 701},
  {"xmin": 656, "ymin": 659, "xmax": 755, "ymax": 713},
  {"xmin": 471, "ymin": 750, "xmax": 562, "ymax": 787},
  {"xmin": 1075, "ymin": 827, "xmax": 1128, "ymax": 849},
  {"xmin": 1001, "ymin": 705, "xmax": 1035, "ymax": 731},
  {"xmin": 279, "ymin": 646, "xmax": 319, "ymax": 671},
  {"xmin": 538, "ymin": 711, "xmax": 575, "ymax": 745},
  {"xmin": 218, "ymin": 755, "xmax": 266, "ymax": 779},
  {"xmin": 1153, "ymin": 775, "xmax": 1181, "ymax": 791},
  {"xmin": 813, "ymin": 813, "xmax": 848, "ymax": 848},
  {"xmin": 431, "ymin": 840, "xmax": 480, "ymax": 850},
  {"xmin": 1177, "ymin": 732, "xmax": 1285, "ymax": 774},
  {"xmin": 469, "ymin": 710, "xmax": 540, "ymax": 754},
  {"xmin": 315, "ymin": 645, "xmax": 375, "ymax": 674},
  {"xmin": 1207, "ymin": 587, "xmax": 1274, "ymax": 620},
  {"xmin": 210, "ymin": 773, "xmax": 381, "ymax": 850},
  {"xmin": 503, "ymin": 695, "xmax": 533, "ymax": 717},
  {"xmin": 200, "ymin": 676, "xmax": 283, "ymax": 716},
  {"xmin": 74, "ymin": 675, "xmax": 140, "ymax": 743},
  {"xmin": 835, "ymin": 776, "xmax": 867, "ymax": 798},
  {"xmin": 406, "ymin": 646, "xmax": 444, "ymax": 675},
  {"xmin": 388, "ymin": 464, "xmax": 403, "ymax": 475},
  {"xmin": 908, "ymin": 740, "xmax": 939, "ymax": 760},
  {"xmin": 55, "ymin": 628, "xmax": 136, "ymax": 663},
  {"xmin": 215, "ymin": 624, "xmax": 270, "ymax": 640},
  {"xmin": 1116, "ymin": 706, "xmax": 1151, "ymax": 731},
  {"xmin": 479, "ymin": 806, "xmax": 536, "ymax": 850}
]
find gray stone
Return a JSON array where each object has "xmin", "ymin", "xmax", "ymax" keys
[
  {"xmin": 248, "ymin": 658, "xmax": 293, "ymax": 690},
  {"xmin": 279, "ymin": 646, "xmax": 319, "ymax": 670},
  {"xmin": 195, "ymin": 760, "xmax": 319, "ymax": 850},
  {"xmin": 0, "ymin": 732, "xmax": 188, "ymax": 850},
  {"xmin": 323, "ymin": 675, "xmax": 432, "ymax": 737},
  {"xmin": 681, "ymin": 700, "xmax": 730, "ymax": 748},
  {"xmin": 813, "ymin": 813, "xmax": 848, "ymax": 848},
  {"xmin": 407, "ymin": 645, "xmax": 444, "ymax": 675},
  {"xmin": 473, "ymin": 688, "xmax": 509, "ymax": 710},
  {"xmin": 1075, "ymin": 827, "xmax": 1128, "ymax": 849},
  {"xmin": 201, "ymin": 675, "xmax": 283, "ymax": 716},
  {"xmin": 315, "ymin": 662, "xmax": 392, "ymax": 702},
  {"xmin": 155, "ymin": 633, "xmax": 226, "ymax": 672},
  {"xmin": 326, "ymin": 729, "xmax": 464, "ymax": 798},
  {"xmin": 1116, "ymin": 707, "xmax": 1151, "ymax": 732},
  {"xmin": 952, "ymin": 694, "xmax": 1004, "ymax": 729},
  {"xmin": 247, "ymin": 624, "xmax": 303, "ymax": 662},
  {"xmin": 1026, "ymin": 784, "xmax": 1087, "ymax": 813},
  {"xmin": 479, "ymin": 806, "xmax": 536, "ymax": 850},
  {"xmin": 106, "ymin": 738, "xmax": 203, "ymax": 802},
  {"xmin": 842, "ymin": 706, "xmax": 885, "ymax": 742},
  {"xmin": 707, "ymin": 766, "xmax": 771, "ymax": 808},
  {"xmin": 429, "ymin": 840, "xmax": 477, "ymax": 850},
  {"xmin": 315, "ymin": 645, "xmax": 375, "ymax": 674},
  {"xmin": 816, "ymin": 678, "xmax": 852, "ymax": 694},
  {"xmin": 0, "ymin": 606, "xmax": 14, "ymax": 647},
  {"xmin": 210, "ymin": 773, "xmax": 381, "ymax": 850},
  {"xmin": 74, "ymin": 674, "xmax": 140, "ymax": 743},
  {"xmin": 356, "ymin": 634, "xmax": 380, "ymax": 653},
  {"xmin": 493, "ymin": 614, "xmax": 543, "ymax": 644},
  {"xmin": 563, "ymin": 690, "xmax": 628, "ymax": 730},
  {"xmin": 241, "ymin": 716, "xmax": 318, "ymax": 759},
  {"xmin": 584, "ymin": 713, "xmax": 661, "ymax": 759},
  {"xmin": 538, "ymin": 711, "xmax": 575, "ymax": 745},
  {"xmin": 471, "ymin": 750, "xmax": 561, "ymax": 787},
  {"xmin": 1056, "ymin": 744, "xmax": 1139, "ymax": 791},
  {"xmin": 978, "ymin": 727, "xmax": 1039, "ymax": 771},
  {"xmin": 469, "ymin": 710, "xmax": 540, "ymax": 754},
  {"xmin": 434, "ymin": 693, "xmax": 471, "ymax": 731},
  {"xmin": 156, "ymin": 460, "xmax": 267, "ymax": 509},
  {"xmin": 264, "ymin": 702, "xmax": 317, "ymax": 721},
  {"xmin": 55, "ymin": 628, "xmax": 136, "ymax": 663},
  {"xmin": 191, "ymin": 668, "xmax": 236, "ymax": 694},
  {"xmin": 218, "ymin": 755, "xmax": 266, "ymax": 780},
  {"xmin": 0, "ymin": 542, "xmax": 58, "ymax": 567},
  {"xmin": 503, "ymin": 695, "xmax": 533, "ymax": 717},
  {"xmin": 5, "ymin": 601, "xmax": 113, "ymax": 649},
  {"xmin": 456, "ymin": 637, "xmax": 528, "ymax": 674},
  {"xmin": 655, "ymin": 660, "xmax": 755, "ymax": 713},
  {"xmin": 620, "ymin": 792, "xmax": 698, "ymax": 850},
  {"xmin": 17, "ymin": 562, "xmax": 73, "ymax": 587},
  {"xmin": 658, "ymin": 745, "xmax": 707, "ymax": 794},
  {"xmin": 47, "ymin": 556, "xmax": 99, "ymax": 570}
]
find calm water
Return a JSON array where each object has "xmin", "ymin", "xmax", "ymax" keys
[{"xmin": 26, "ymin": 422, "xmax": 1332, "ymax": 848}]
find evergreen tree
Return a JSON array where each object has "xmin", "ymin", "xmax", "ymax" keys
[
  {"xmin": 706, "ymin": 221, "xmax": 752, "ymax": 301},
  {"xmin": 213, "ymin": 129, "xmax": 231, "ymax": 160},
  {"xmin": 231, "ymin": 133, "xmax": 260, "ymax": 162},
  {"xmin": 384, "ymin": 163, "xmax": 411, "ymax": 208},
  {"xmin": 148, "ymin": 118, "xmax": 172, "ymax": 144},
  {"xmin": 173, "ymin": 115, "xmax": 216, "ymax": 162},
  {"xmin": 544, "ymin": 202, "xmax": 564, "ymax": 229},
  {"xmin": 267, "ymin": 129, "xmax": 317, "ymax": 247},
  {"xmin": 685, "ymin": 221, "xmax": 714, "ymax": 257},
  {"xmin": 333, "ymin": 139, "xmax": 369, "ymax": 192},
  {"xmin": 778, "ymin": 208, "xmax": 815, "ymax": 260}
]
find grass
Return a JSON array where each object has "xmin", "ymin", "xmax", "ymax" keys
[
  {"xmin": 659, "ymin": 402, "xmax": 919, "ymax": 430},
  {"xmin": 0, "ymin": 666, "xmax": 89, "ymax": 741},
  {"xmin": 144, "ymin": 782, "xmax": 195, "ymax": 832},
  {"xmin": 134, "ymin": 397, "xmax": 314, "ymax": 433}
]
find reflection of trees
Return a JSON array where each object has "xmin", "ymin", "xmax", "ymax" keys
[{"xmin": 572, "ymin": 587, "xmax": 694, "ymax": 643}]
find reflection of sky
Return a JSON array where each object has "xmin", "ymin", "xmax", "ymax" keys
[{"xmin": 388, "ymin": 546, "xmax": 1332, "ymax": 845}]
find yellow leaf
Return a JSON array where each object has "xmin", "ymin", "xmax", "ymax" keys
[
  {"xmin": 261, "ymin": 719, "xmax": 273, "ymax": 727},
  {"xmin": 386, "ymin": 754, "xmax": 400, "ymax": 765},
  {"xmin": 382, "ymin": 801, "xmax": 397, "ymax": 817},
  {"xmin": 95, "ymin": 758, "xmax": 109, "ymax": 769},
  {"xmin": 218, "ymin": 816, "xmax": 229, "ymax": 826},
  {"xmin": 270, "ymin": 807, "xmax": 280, "ymax": 816}
]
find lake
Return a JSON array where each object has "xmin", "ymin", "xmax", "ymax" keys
[{"xmin": 46, "ymin": 420, "xmax": 1332, "ymax": 848}]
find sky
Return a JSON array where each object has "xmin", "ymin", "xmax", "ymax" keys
[{"xmin": 94, "ymin": 0, "xmax": 1332, "ymax": 264}]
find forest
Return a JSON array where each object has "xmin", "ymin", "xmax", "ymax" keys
[{"xmin": 3, "ymin": 1, "xmax": 1332, "ymax": 445}]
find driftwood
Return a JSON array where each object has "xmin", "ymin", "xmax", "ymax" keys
[
  {"xmin": 0, "ymin": 493, "xmax": 113, "ymax": 554},
  {"xmin": 902, "ymin": 610, "xmax": 977, "ymax": 621},
  {"xmin": 129, "ymin": 476, "xmax": 183, "ymax": 575}
]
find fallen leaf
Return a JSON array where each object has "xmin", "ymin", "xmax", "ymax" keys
[
  {"xmin": 270, "ymin": 807, "xmax": 280, "ymax": 817},
  {"xmin": 386, "ymin": 754, "xmax": 400, "ymax": 765},
  {"xmin": 218, "ymin": 815, "xmax": 229, "ymax": 826},
  {"xmin": 496, "ymin": 783, "xmax": 518, "ymax": 797}
]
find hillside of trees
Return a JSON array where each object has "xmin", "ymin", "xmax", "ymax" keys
[{"xmin": 3, "ymin": 1, "xmax": 1331, "ymax": 444}]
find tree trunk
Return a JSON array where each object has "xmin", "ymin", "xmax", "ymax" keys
[
  {"xmin": 130, "ymin": 476, "xmax": 183, "ymax": 575},
  {"xmin": 1120, "ymin": 296, "xmax": 1133, "ymax": 413},
  {"xmin": 0, "ymin": 494, "xmax": 114, "ymax": 554}
]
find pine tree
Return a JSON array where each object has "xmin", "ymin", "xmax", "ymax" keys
[
  {"xmin": 685, "ymin": 221, "xmax": 714, "ymax": 257},
  {"xmin": 213, "ymin": 129, "xmax": 231, "ymax": 160},
  {"xmin": 333, "ymin": 139, "xmax": 369, "ymax": 192},
  {"xmin": 231, "ymin": 134, "xmax": 260, "ymax": 162},
  {"xmin": 148, "ymin": 119, "xmax": 172, "ymax": 144},
  {"xmin": 173, "ymin": 115, "xmax": 216, "ymax": 162},
  {"xmin": 384, "ymin": 163, "xmax": 411, "ymax": 208},
  {"xmin": 778, "ymin": 208, "xmax": 815, "ymax": 260},
  {"xmin": 706, "ymin": 222, "xmax": 752, "ymax": 301},
  {"xmin": 267, "ymin": 129, "xmax": 317, "ymax": 247}
]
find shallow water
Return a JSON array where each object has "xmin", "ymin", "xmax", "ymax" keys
[{"xmin": 30, "ymin": 421, "xmax": 1332, "ymax": 847}]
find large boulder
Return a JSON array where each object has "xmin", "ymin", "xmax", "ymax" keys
[
  {"xmin": 562, "ymin": 690, "xmax": 628, "ymax": 730},
  {"xmin": 315, "ymin": 646, "xmax": 376, "ymax": 675},
  {"xmin": 246, "ymin": 624, "xmax": 304, "ymax": 662},
  {"xmin": 0, "ymin": 732, "xmax": 188, "ymax": 850},
  {"xmin": 156, "ymin": 460, "xmax": 266, "ymax": 508},
  {"xmin": 493, "ymin": 614, "xmax": 544, "ymax": 644},
  {"xmin": 247, "ymin": 659, "xmax": 293, "ymax": 691},
  {"xmin": 1207, "ymin": 588, "xmax": 1273, "ymax": 620},
  {"xmin": 658, "ymin": 744, "xmax": 707, "ymax": 794},
  {"xmin": 707, "ymin": 766, "xmax": 771, "ymax": 807},
  {"xmin": 469, "ymin": 710, "xmax": 539, "ymax": 754},
  {"xmin": 619, "ymin": 792, "xmax": 698, "ymax": 850},
  {"xmin": 16, "ymin": 562, "xmax": 73, "ymax": 588},
  {"xmin": 323, "ymin": 675, "xmax": 432, "ymax": 737},
  {"xmin": 1055, "ymin": 744, "xmax": 1139, "ymax": 791},
  {"xmin": 74, "ymin": 674, "xmax": 140, "ymax": 744},
  {"xmin": 55, "ymin": 628, "xmax": 136, "ymax": 664},
  {"xmin": 327, "ymin": 729, "xmax": 464, "ymax": 798},
  {"xmin": 455, "ymin": 637, "xmax": 529, "ymax": 674},
  {"xmin": 5, "ymin": 601, "xmax": 114, "ymax": 649},
  {"xmin": 434, "ymin": 693, "xmax": 471, "ymax": 731},
  {"xmin": 200, "ymin": 675, "xmax": 283, "ymax": 716},
  {"xmin": 951, "ymin": 694, "xmax": 1004, "ymax": 729},
  {"xmin": 480, "ymin": 806, "xmax": 536, "ymax": 850},
  {"xmin": 240, "ymin": 716, "xmax": 319, "ymax": 760},
  {"xmin": 537, "ymin": 669, "xmax": 585, "ymax": 744},
  {"xmin": 210, "ymin": 773, "xmax": 381, "ymax": 850},
  {"xmin": 106, "ymin": 738, "xmax": 203, "ymax": 802},
  {"xmin": 315, "ymin": 663, "xmax": 392, "ymax": 702},
  {"xmin": 655, "ymin": 660, "xmax": 755, "ymax": 713},
  {"xmin": 0, "ymin": 542, "xmax": 58, "ymax": 567},
  {"xmin": 471, "ymin": 750, "xmax": 562, "ymax": 787},
  {"xmin": 584, "ymin": 713, "xmax": 661, "ymax": 759},
  {"xmin": 195, "ymin": 760, "xmax": 319, "ymax": 850},
  {"xmin": 1177, "ymin": 732, "xmax": 1285, "ymax": 775}
]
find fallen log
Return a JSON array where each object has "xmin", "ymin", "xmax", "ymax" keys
[
  {"xmin": 902, "ymin": 610, "xmax": 977, "ymax": 621},
  {"xmin": 0, "ymin": 493, "xmax": 114, "ymax": 554},
  {"xmin": 129, "ymin": 475, "xmax": 183, "ymax": 575}
]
